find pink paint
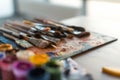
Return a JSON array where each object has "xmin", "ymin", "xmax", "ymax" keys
[
  {"xmin": 0, "ymin": 56, "xmax": 17, "ymax": 80},
  {"xmin": 12, "ymin": 61, "xmax": 33, "ymax": 80}
]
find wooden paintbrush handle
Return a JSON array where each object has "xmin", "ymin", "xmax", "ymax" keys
[
  {"xmin": 34, "ymin": 18, "xmax": 85, "ymax": 32},
  {"xmin": 0, "ymin": 28, "xmax": 19, "ymax": 38},
  {"xmin": 2, "ymin": 33, "xmax": 18, "ymax": 41}
]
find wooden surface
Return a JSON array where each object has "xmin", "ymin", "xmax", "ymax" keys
[{"xmin": 62, "ymin": 16, "xmax": 120, "ymax": 80}]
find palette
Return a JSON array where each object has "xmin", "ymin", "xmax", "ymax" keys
[
  {"xmin": 55, "ymin": 32, "xmax": 117, "ymax": 59},
  {"xmin": 0, "ymin": 18, "xmax": 117, "ymax": 59},
  {"xmin": 0, "ymin": 31, "xmax": 117, "ymax": 59},
  {"xmin": 25, "ymin": 32, "xmax": 116, "ymax": 60}
]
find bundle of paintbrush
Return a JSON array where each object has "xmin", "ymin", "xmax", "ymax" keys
[
  {"xmin": 33, "ymin": 18, "xmax": 90, "ymax": 37},
  {"xmin": 8, "ymin": 19, "xmax": 90, "ymax": 38},
  {"xmin": 0, "ymin": 28, "xmax": 53, "ymax": 48},
  {"xmin": 1, "ymin": 18, "xmax": 90, "ymax": 49},
  {"xmin": 24, "ymin": 19, "xmax": 90, "ymax": 38}
]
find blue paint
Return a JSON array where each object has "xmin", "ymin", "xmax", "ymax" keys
[
  {"xmin": 0, "ymin": 35, "xmax": 19, "ymax": 49},
  {"xmin": 0, "ymin": 52, "xmax": 5, "ymax": 60},
  {"xmin": 46, "ymin": 52, "xmax": 56, "ymax": 57}
]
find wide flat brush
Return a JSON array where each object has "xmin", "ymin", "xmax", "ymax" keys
[
  {"xmin": 2, "ymin": 33, "xmax": 33, "ymax": 48},
  {"xmin": 0, "ymin": 33, "xmax": 19, "ymax": 49}
]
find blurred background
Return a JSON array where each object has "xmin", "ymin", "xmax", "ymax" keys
[{"xmin": 0, "ymin": 0, "xmax": 120, "ymax": 25}]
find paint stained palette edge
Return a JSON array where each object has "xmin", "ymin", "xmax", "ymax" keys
[
  {"xmin": 56, "ymin": 32, "xmax": 117, "ymax": 59},
  {"xmin": 0, "ymin": 31, "xmax": 117, "ymax": 60},
  {"xmin": 25, "ymin": 31, "xmax": 117, "ymax": 59},
  {"xmin": 1, "ymin": 32, "xmax": 117, "ymax": 59}
]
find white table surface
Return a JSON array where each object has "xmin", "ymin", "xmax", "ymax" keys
[{"xmin": 62, "ymin": 16, "xmax": 120, "ymax": 80}]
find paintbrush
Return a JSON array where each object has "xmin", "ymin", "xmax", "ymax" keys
[
  {"xmin": 1, "ymin": 32, "xmax": 33, "ymax": 48},
  {"xmin": 0, "ymin": 28, "xmax": 20, "ymax": 38},
  {"xmin": 34, "ymin": 18, "xmax": 85, "ymax": 31},
  {"xmin": 26, "ymin": 37, "xmax": 51, "ymax": 48},
  {"xmin": 4, "ymin": 23, "xmax": 29, "ymax": 34}
]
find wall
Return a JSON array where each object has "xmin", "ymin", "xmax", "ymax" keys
[
  {"xmin": 87, "ymin": 0, "xmax": 120, "ymax": 18},
  {"xmin": 93, "ymin": 0, "xmax": 120, "ymax": 3},
  {"xmin": 17, "ymin": 0, "xmax": 80, "ymax": 21},
  {"xmin": 0, "ymin": 0, "xmax": 14, "ymax": 18}
]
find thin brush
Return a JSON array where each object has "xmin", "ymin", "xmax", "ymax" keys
[
  {"xmin": 34, "ymin": 18, "xmax": 74, "ymax": 32},
  {"xmin": 34, "ymin": 18, "xmax": 85, "ymax": 31},
  {"xmin": 8, "ymin": 22, "xmax": 30, "ymax": 30},
  {"xmin": 4, "ymin": 23, "xmax": 29, "ymax": 34},
  {"xmin": 0, "ymin": 28, "xmax": 20, "ymax": 38}
]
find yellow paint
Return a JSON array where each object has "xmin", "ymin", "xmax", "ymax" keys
[{"xmin": 29, "ymin": 54, "xmax": 49, "ymax": 66}]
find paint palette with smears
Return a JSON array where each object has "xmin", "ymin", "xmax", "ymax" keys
[
  {"xmin": 0, "ymin": 18, "xmax": 117, "ymax": 59},
  {"xmin": 27, "ymin": 32, "xmax": 117, "ymax": 59}
]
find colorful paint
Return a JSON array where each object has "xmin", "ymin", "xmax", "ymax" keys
[
  {"xmin": 0, "ymin": 56, "xmax": 17, "ymax": 80},
  {"xmin": 12, "ymin": 61, "xmax": 33, "ymax": 80}
]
